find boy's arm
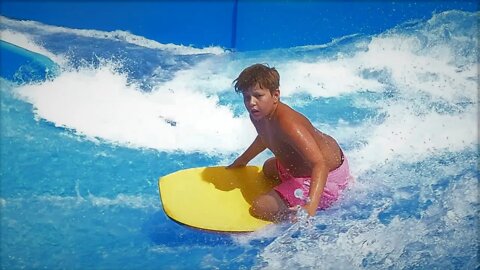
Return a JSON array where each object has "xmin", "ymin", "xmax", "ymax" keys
[
  {"xmin": 281, "ymin": 124, "xmax": 329, "ymax": 217},
  {"xmin": 304, "ymin": 159, "xmax": 329, "ymax": 216},
  {"xmin": 227, "ymin": 135, "xmax": 266, "ymax": 168}
]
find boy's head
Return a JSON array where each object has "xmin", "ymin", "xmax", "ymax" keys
[{"xmin": 233, "ymin": 64, "xmax": 280, "ymax": 94}]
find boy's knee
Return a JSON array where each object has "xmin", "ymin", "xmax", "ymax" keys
[
  {"xmin": 262, "ymin": 158, "xmax": 278, "ymax": 180},
  {"xmin": 251, "ymin": 196, "xmax": 290, "ymax": 222},
  {"xmin": 251, "ymin": 195, "xmax": 267, "ymax": 213},
  {"xmin": 250, "ymin": 192, "xmax": 285, "ymax": 221}
]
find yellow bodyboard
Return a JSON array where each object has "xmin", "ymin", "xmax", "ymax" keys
[{"xmin": 158, "ymin": 166, "xmax": 274, "ymax": 232}]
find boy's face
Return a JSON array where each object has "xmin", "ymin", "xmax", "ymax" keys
[{"xmin": 242, "ymin": 84, "xmax": 279, "ymax": 121}]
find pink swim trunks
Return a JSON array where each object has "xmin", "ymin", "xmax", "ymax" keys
[{"xmin": 273, "ymin": 154, "xmax": 352, "ymax": 209}]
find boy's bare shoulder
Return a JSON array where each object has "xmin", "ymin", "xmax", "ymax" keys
[{"xmin": 276, "ymin": 103, "xmax": 311, "ymax": 133}]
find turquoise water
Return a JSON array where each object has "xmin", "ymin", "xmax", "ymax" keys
[{"xmin": 1, "ymin": 9, "xmax": 479, "ymax": 270}]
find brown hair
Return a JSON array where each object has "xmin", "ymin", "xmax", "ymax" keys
[{"xmin": 233, "ymin": 64, "xmax": 280, "ymax": 93}]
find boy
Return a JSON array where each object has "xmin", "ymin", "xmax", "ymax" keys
[{"xmin": 227, "ymin": 64, "xmax": 352, "ymax": 222}]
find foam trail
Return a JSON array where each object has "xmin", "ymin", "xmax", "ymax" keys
[
  {"xmin": 0, "ymin": 15, "xmax": 226, "ymax": 55},
  {"xmin": 15, "ymin": 64, "xmax": 256, "ymax": 153},
  {"xmin": 0, "ymin": 29, "xmax": 64, "ymax": 65},
  {"xmin": 0, "ymin": 194, "xmax": 158, "ymax": 210}
]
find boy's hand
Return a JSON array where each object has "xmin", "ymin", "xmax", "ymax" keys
[
  {"xmin": 226, "ymin": 158, "xmax": 247, "ymax": 169},
  {"xmin": 288, "ymin": 205, "xmax": 314, "ymax": 223}
]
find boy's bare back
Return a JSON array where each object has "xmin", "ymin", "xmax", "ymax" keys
[{"xmin": 253, "ymin": 101, "xmax": 343, "ymax": 177}]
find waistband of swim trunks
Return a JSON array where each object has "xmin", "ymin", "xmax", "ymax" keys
[{"xmin": 276, "ymin": 148, "xmax": 348, "ymax": 178}]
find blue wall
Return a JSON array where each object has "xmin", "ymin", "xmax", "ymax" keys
[
  {"xmin": 1, "ymin": 1, "xmax": 478, "ymax": 51},
  {"xmin": 235, "ymin": 1, "xmax": 478, "ymax": 50}
]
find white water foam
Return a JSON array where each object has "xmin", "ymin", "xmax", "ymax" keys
[
  {"xmin": 15, "ymin": 63, "xmax": 255, "ymax": 153},
  {"xmin": 11, "ymin": 10, "xmax": 478, "ymax": 163},
  {"xmin": 279, "ymin": 11, "xmax": 477, "ymax": 174},
  {"xmin": 349, "ymin": 104, "xmax": 477, "ymax": 173},
  {"xmin": 253, "ymin": 171, "xmax": 478, "ymax": 269},
  {"xmin": 279, "ymin": 60, "xmax": 385, "ymax": 97}
]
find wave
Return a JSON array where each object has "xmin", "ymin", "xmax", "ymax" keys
[
  {"xmin": 7, "ymin": 11, "xmax": 477, "ymax": 161},
  {"xmin": 253, "ymin": 159, "xmax": 478, "ymax": 269},
  {"xmin": 1, "ymin": 9, "xmax": 478, "ymax": 270}
]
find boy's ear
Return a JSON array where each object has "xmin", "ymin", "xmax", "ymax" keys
[{"xmin": 273, "ymin": 88, "xmax": 280, "ymax": 103}]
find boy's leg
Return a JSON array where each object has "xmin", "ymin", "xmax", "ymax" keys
[
  {"xmin": 250, "ymin": 158, "xmax": 292, "ymax": 222},
  {"xmin": 250, "ymin": 190, "xmax": 291, "ymax": 222},
  {"xmin": 262, "ymin": 157, "xmax": 279, "ymax": 180}
]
